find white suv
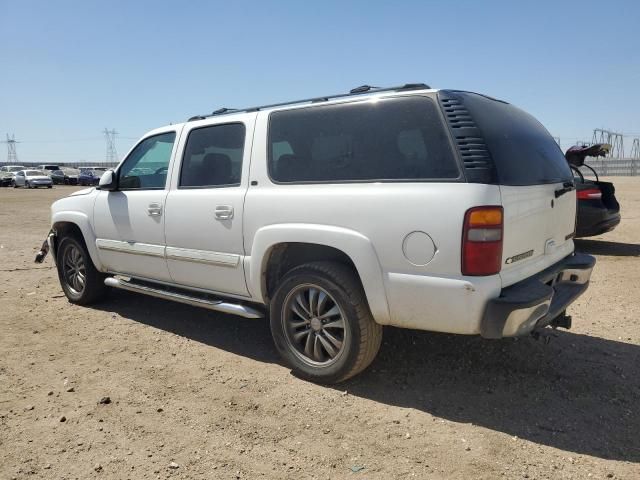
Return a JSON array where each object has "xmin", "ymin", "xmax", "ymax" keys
[{"xmin": 36, "ymin": 84, "xmax": 595, "ymax": 383}]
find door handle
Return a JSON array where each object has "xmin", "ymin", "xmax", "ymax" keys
[
  {"xmin": 215, "ymin": 205, "xmax": 234, "ymax": 220},
  {"xmin": 147, "ymin": 203, "xmax": 163, "ymax": 217}
]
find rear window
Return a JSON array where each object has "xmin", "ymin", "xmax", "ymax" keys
[
  {"xmin": 460, "ymin": 93, "xmax": 572, "ymax": 186},
  {"xmin": 268, "ymin": 96, "xmax": 459, "ymax": 183}
]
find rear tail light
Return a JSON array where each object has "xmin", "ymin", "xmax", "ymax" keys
[
  {"xmin": 462, "ymin": 206, "xmax": 503, "ymax": 276},
  {"xmin": 577, "ymin": 188, "xmax": 602, "ymax": 200}
]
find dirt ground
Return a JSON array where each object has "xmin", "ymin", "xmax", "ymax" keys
[{"xmin": 0, "ymin": 179, "xmax": 638, "ymax": 480}]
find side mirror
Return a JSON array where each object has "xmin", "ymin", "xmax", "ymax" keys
[{"xmin": 98, "ymin": 170, "xmax": 117, "ymax": 191}]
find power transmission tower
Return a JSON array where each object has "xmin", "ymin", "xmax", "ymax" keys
[
  {"xmin": 2, "ymin": 134, "xmax": 19, "ymax": 163},
  {"xmin": 592, "ymin": 128, "xmax": 624, "ymax": 158},
  {"xmin": 552, "ymin": 136, "xmax": 561, "ymax": 146},
  {"xmin": 103, "ymin": 128, "xmax": 118, "ymax": 163},
  {"xmin": 631, "ymin": 138, "xmax": 640, "ymax": 160}
]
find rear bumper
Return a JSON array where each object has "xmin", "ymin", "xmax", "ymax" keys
[{"xmin": 481, "ymin": 253, "xmax": 596, "ymax": 338}]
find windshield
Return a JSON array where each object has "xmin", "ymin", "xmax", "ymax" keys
[
  {"xmin": 26, "ymin": 170, "xmax": 44, "ymax": 176},
  {"xmin": 8, "ymin": 166, "xmax": 23, "ymax": 172}
]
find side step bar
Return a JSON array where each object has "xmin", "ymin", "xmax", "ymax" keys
[{"xmin": 104, "ymin": 277, "xmax": 264, "ymax": 319}]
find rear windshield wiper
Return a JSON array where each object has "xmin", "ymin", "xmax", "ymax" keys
[{"xmin": 555, "ymin": 182, "xmax": 575, "ymax": 198}]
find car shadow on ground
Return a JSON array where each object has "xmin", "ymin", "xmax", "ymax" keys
[
  {"xmin": 575, "ymin": 239, "xmax": 640, "ymax": 257},
  {"xmin": 96, "ymin": 290, "xmax": 639, "ymax": 463}
]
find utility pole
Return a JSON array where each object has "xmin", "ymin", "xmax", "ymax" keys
[
  {"xmin": 103, "ymin": 128, "xmax": 118, "ymax": 164},
  {"xmin": 2, "ymin": 134, "xmax": 19, "ymax": 163}
]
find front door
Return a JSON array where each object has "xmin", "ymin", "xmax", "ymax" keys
[
  {"xmin": 93, "ymin": 129, "xmax": 180, "ymax": 281},
  {"xmin": 164, "ymin": 117, "xmax": 254, "ymax": 296}
]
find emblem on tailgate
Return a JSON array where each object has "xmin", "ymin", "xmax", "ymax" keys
[{"xmin": 505, "ymin": 249, "xmax": 534, "ymax": 264}]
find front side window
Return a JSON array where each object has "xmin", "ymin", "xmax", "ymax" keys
[
  {"xmin": 268, "ymin": 96, "xmax": 459, "ymax": 183},
  {"xmin": 119, "ymin": 132, "xmax": 176, "ymax": 189},
  {"xmin": 179, "ymin": 123, "xmax": 246, "ymax": 188}
]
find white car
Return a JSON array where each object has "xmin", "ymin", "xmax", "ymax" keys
[
  {"xmin": 14, "ymin": 169, "xmax": 53, "ymax": 188},
  {"xmin": 36, "ymin": 164, "xmax": 61, "ymax": 176},
  {"xmin": 36, "ymin": 83, "xmax": 595, "ymax": 383},
  {"xmin": 0, "ymin": 165, "xmax": 25, "ymax": 187}
]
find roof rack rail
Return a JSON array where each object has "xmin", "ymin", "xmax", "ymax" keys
[
  {"xmin": 188, "ymin": 83, "xmax": 431, "ymax": 122},
  {"xmin": 211, "ymin": 107, "xmax": 237, "ymax": 115}
]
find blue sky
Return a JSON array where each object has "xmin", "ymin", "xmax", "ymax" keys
[{"xmin": 1, "ymin": 0, "xmax": 639, "ymax": 163}]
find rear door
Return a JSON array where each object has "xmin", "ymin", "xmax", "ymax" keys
[
  {"xmin": 453, "ymin": 93, "xmax": 576, "ymax": 287},
  {"xmin": 163, "ymin": 115, "xmax": 255, "ymax": 296}
]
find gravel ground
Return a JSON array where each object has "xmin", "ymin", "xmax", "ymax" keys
[{"xmin": 0, "ymin": 179, "xmax": 638, "ymax": 479}]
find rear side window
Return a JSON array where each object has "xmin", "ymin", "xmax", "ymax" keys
[
  {"xmin": 180, "ymin": 123, "xmax": 246, "ymax": 188},
  {"xmin": 268, "ymin": 96, "xmax": 459, "ymax": 183},
  {"xmin": 460, "ymin": 93, "xmax": 573, "ymax": 186}
]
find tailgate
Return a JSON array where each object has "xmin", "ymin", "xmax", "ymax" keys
[{"xmin": 500, "ymin": 183, "xmax": 576, "ymax": 287}]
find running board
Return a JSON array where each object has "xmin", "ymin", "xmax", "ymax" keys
[{"xmin": 104, "ymin": 277, "xmax": 264, "ymax": 319}]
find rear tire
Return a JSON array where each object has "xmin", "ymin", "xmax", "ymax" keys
[
  {"xmin": 269, "ymin": 261, "xmax": 382, "ymax": 384},
  {"xmin": 56, "ymin": 236, "xmax": 108, "ymax": 305}
]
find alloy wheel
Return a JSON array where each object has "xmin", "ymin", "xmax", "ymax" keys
[
  {"xmin": 62, "ymin": 244, "xmax": 86, "ymax": 295},
  {"xmin": 281, "ymin": 284, "xmax": 348, "ymax": 366}
]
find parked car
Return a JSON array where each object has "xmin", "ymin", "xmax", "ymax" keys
[
  {"xmin": 51, "ymin": 168, "xmax": 80, "ymax": 185},
  {"xmin": 36, "ymin": 165, "xmax": 61, "ymax": 176},
  {"xmin": 78, "ymin": 168, "xmax": 107, "ymax": 186},
  {"xmin": 35, "ymin": 83, "xmax": 595, "ymax": 383},
  {"xmin": 0, "ymin": 165, "xmax": 25, "ymax": 187},
  {"xmin": 565, "ymin": 144, "xmax": 621, "ymax": 237},
  {"xmin": 13, "ymin": 169, "xmax": 53, "ymax": 188},
  {"xmin": 78, "ymin": 168, "xmax": 105, "ymax": 186}
]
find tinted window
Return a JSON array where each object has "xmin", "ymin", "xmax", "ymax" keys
[
  {"xmin": 180, "ymin": 123, "xmax": 245, "ymax": 188},
  {"xmin": 268, "ymin": 97, "xmax": 459, "ymax": 183},
  {"xmin": 119, "ymin": 132, "xmax": 176, "ymax": 189},
  {"xmin": 460, "ymin": 93, "xmax": 573, "ymax": 186}
]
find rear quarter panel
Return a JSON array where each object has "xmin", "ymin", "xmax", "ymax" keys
[{"xmin": 244, "ymin": 110, "xmax": 503, "ymax": 332}]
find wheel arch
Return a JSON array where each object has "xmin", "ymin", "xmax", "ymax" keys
[
  {"xmin": 52, "ymin": 212, "xmax": 103, "ymax": 271},
  {"xmin": 248, "ymin": 224, "xmax": 390, "ymax": 324}
]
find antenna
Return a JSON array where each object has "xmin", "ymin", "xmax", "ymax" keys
[
  {"xmin": 2, "ymin": 133, "xmax": 19, "ymax": 163},
  {"xmin": 103, "ymin": 128, "xmax": 118, "ymax": 163}
]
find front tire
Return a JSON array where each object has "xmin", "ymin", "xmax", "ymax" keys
[
  {"xmin": 270, "ymin": 261, "xmax": 382, "ymax": 384},
  {"xmin": 56, "ymin": 236, "xmax": 108, "ymax": 305}
]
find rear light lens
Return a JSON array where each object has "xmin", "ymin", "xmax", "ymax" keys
[
  {"xmin": 577, "ymin": 188, "xmax": 602, "ymax": 200},
  {"xmin": 462, "ymin": 206, "xmax": 503, "ymax": 276}
]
